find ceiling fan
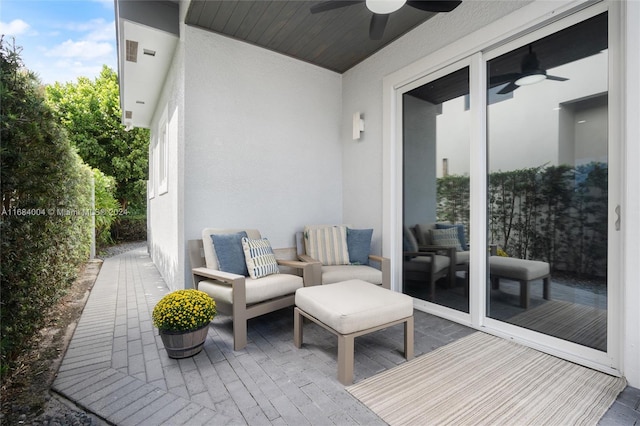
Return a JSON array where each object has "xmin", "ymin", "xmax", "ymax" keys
[
  {"xmin": 490, "ymin": 45, "xmax": 569, "ymax": 95},
  {"xmin": 310, "ymin": 0, "xmax": 462, "ymax": 40}
]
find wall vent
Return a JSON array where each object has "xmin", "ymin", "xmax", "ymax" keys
[
  {"xmin": 143, "ymin": 49, "xmax": 156, "ymax": 57},
  {"xmin": 125, "ymin": 110, "xmax": 133, "ymax": 119},
  {"xmin": 126, "ymin": 40, "xmax": 138, "ymax": 62}
]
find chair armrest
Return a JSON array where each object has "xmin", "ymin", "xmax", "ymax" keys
[
  {"xmin": 295, "ymin": 255, "xmax": 322, "ymax": 286},
  {"xmin": 418, "ymin": 244, "xmax": 456, "ymax": 254},
  {"xmin": 404, "ymin": 251, "xmax": 436, "ymax": 258},
  {"xmin": 368, "ymin": 254, "xmax": 391, "ymax": 290},
  {"xmin": 192, "ymin": 267, "xmax": 247, "ymax": 312},
  {"xmin": 277, "ymin": 259, "xmax": 319, "ymax": 287},
  {"xmin": 192, "ymin": 267, "xmax": 244, "ymax": 284},
  {"xmin": 297, "ymin": 254, "xmax": 320, "ymax": 264}
]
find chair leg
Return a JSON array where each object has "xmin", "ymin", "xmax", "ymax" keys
[
  {"xmin": 293, "ymin": 308, "xmax": 303, "ymax": 348},
  {"xmin": 233, "ymin": 311, "xmax": 248, "ymax": 351},
  {"xmin": 491, "ymin": 276, "xmax": 499, "ymax": 290},
  {"xmin": 337, "ymin": 334, "xmax": 355, "ymax": 385}
]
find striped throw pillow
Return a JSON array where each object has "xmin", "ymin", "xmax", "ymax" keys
[
  {"xmin": 241, "ymin": 237, "xmax": 280, "ymax": 279},
  {"xmin": 304, "ymin": 225, "xmax": 350, "ymax": 266}
]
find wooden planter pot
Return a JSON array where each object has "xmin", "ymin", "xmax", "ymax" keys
[{"xmin": 159, "ymin": 323, "xmax": 209, "ymax": 359}]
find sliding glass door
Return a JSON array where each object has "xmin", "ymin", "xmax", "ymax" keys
[
  {"xmin": 395, "ymin": 4, "xmax": 619, "ymax": 371},
  {"xmin": 402, "ymin": 65, "xmax": 470, "ymax": 314},
  {"xmin": 486, "ymin": 13, "xmax": 609, "ymax": 352}
]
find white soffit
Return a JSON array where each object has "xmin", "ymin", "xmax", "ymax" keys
[{"xmin": 118, "ymin": 19, "xmax": 177, "ymax": 128}]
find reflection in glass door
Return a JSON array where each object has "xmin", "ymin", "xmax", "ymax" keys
[
  {"xmin": 402, "ymin": 67, "xmax": 470, "ymax": 314},
  {"xmin": 486, "ymin": 13, "xmax": 608, "ymax": 351}
]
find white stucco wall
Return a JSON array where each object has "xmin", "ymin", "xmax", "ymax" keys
[
  {"xmin": 181, "ymin": 25, "xmax": 343, "ymax": 279},
  {"xmin": 148, "ymin": 29, "xmax": 184, "ymax": 291}
]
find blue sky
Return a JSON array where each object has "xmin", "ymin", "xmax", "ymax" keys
[{"xmin": 1, "ymin": 0, "xmax": 117, "ymax": 85}]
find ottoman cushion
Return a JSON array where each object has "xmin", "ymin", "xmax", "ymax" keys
[
  {"xmin": 490, "ymin": 257, "xmax": 550, "ymax": 281},
  {"xmin": 295, "ymin": 279, "xmax": 413, "ymax": 335}
]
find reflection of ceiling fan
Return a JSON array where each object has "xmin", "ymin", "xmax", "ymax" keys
[
  {"xmin": 490, "ymin": 45, "xmax": 568, "ymax": 94},
  {"xmin": 310, "ymin": 0, "xmax": 462, "ymax": 40}
]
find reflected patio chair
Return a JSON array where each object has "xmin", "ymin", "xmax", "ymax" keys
[{"xmin": 403, "ymin": 226, "xmax": 452, "ymax": 301}]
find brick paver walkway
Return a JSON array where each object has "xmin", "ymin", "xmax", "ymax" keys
[{"xmin": 52, "ymin": 247, "xmax": 639, "ymax": 425}]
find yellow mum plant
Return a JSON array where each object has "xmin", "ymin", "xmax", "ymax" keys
[{"xmin": 152, "ymin": 289, "xmax": 216, "ymax": 332}]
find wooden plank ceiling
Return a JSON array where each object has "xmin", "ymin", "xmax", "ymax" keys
[{"xmin": 185, "ymin": 0, "xmax": 438, "ymax": 73}]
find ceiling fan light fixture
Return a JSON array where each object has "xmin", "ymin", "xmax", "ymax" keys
[
  {"xmin": 515, "ymin": 71, "xmax": 546, "ymax": 86},
  {"xmin": 366, "ymin": 0, "xmax": 406, "ymax": 14}
]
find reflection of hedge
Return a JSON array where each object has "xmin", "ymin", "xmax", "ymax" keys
[
  {"xmin": 1, "ymin": 40, "xmax": 92, "ymax": 373},
  {"xmin": 437, "ymin": 163, "xmax": 607, "ymax": 276}
]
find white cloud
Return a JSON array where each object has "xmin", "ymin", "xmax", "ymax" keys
[
  {"xmin": 85, "ymin": 20, "xmax": 115, "ymax": 42},
  {"xmin": 0, "ymin": 18, "xmax": 31, "ymax": 36},
  {"xmin": 45, "ymin": 39, "xmax": 113, "ymax": 60}
]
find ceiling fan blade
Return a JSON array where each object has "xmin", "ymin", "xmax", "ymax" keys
[
  {"xmin": 546, "ymin": 75, "xmax": 569, "ymax": 82},
  {"xmin": 407, "ymin": 0, "xmax": 462, "ymax": 13},
  {"xmin": 497, "ymin": 81, "xmax": 519, "ymax": 95},
  {"xmin": 310, "ymin": 0, "xmax": 363, "ymax": 14},
  {"xmin": 489, "ymin": 73, "xmax": 521, "ymax": 85},
  {"xmin": 369, "ymin": 13, "xmax": 389, "ymax": 40}
]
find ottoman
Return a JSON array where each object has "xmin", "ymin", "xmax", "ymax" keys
[
  {"xmin": 294, "ymin": 279, "xmax": 414, "ymax": 385},
  {"xmin": 490, "ymin": 256, "xmax": 551, "ymax": 309}
]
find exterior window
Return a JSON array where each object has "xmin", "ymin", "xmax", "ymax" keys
[
  {"xmin": 158, "ymin": 121, "xmax": 168, "ymax": 195},
  {"xmin": 148, "ymin": 137, "xmax": 155, "ymax": 199}
]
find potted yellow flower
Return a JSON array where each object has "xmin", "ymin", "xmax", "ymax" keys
[{"xmin": 152, "ymin": 289, "xmax": 216, "ymax": 358}]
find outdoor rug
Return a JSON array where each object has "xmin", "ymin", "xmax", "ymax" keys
[
  {"xmin": 347, "ymin": 332, "xmax": 626, "ymax": 425},
  {"xmin": 508, "ymin": 300, "xmax": 606, "ymax": 351}
]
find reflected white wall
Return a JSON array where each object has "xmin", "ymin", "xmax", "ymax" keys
[{"xmin": 435, "ymin": 51, "xmax": 608, "ymax": 175}]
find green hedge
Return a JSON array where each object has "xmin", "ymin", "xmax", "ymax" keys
[
  {"xmin": 437, "ymin": 163, "xmax": 608, "ymax": 276},
  {"xmin": 0, "ymin": 38, "xmax": 93, "ymax": 374}
]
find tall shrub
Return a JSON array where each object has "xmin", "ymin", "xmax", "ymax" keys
[
  {"xmin": 45, "ymin": 67, "xmax": 150, "ymax": 212},
  {"xmin": 0, "ymin": 37, "xmax": 92, "ymax": 373},
  {"xmin": 93, "ymin": 168, "xmax": 119, "ymax": 248}
]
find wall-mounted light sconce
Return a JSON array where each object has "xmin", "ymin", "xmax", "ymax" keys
[{"xmin": 352, "ymin": 112, "xmax": 364, "ymax": 140}]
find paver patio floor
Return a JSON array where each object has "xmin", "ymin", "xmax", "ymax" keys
[{"xmin": 52, "ymin": 247, "xmax": 639, "ymax": 425}]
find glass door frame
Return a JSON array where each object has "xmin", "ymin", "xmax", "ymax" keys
[
  {"xmin": 397, "ymin": 57, "xmax": 478, "ymax": 324},
  {"xmin": 382, "ymin": 0, "xmax": 622, "ymax": 376}
]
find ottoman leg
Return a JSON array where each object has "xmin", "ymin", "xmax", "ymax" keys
[
  {"xmin": 337, "ymin": 334, "xmax": 355, "ymax": 385},
  {"xmin": 404, "ymin": 316, "xmax": 414, "ymax": 361},
  {"xmin": 520, "ymin": 280, "xmax": 530, "ymax": 309},
  {"xmin": 543, "ymin": 276, "xmax": 551, "ymax": 300},
  {"xmin": 294, "ymin": 308, "xmax": 303, "ymax": 348}
]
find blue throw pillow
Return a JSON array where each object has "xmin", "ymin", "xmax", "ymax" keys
[
  {"xmin": 435, "ymin": 223, "xmax": 468, "ymax": 251},
  {"xmin": 347, "ymin": 228, "xmax": 373, "ymax": 265},
  {"xmin": 211, "ymin": 232, "xmax": 249, "ymax": 276}
]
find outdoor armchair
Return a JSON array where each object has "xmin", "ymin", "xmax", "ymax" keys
[
  {"xmin": 403, "ymin": 226, "xmax": 452, "ymax": 301},
  {"xmin": 188, "ymin": 228, "xmax": 316, "ymax": 351},
  {"xmin": 296, "ymin": 225, "xmax": 390, "ymax": 289},
  {"xmin": 414, "ymin": 223, "xmax": 469, "ymax": 284}
]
